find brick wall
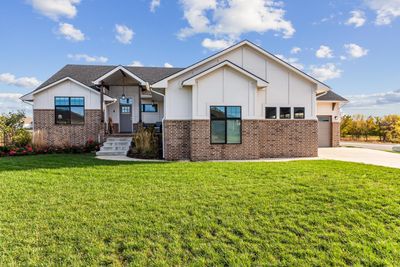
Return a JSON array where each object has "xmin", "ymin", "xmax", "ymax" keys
[
  {"xmin": 33, "ymin": 109, "xmax": 104, "ymax": 146},
  {"xmin": 164, "ymin": 119, "xmax": 318, "ymax": 161},
  {"xmin": 164, "ymin": 120, "xmax": 191, "ymax": 160},
  {"xmin": 332, "ymin": 122, "xmax": 340, "ymax": 147}
]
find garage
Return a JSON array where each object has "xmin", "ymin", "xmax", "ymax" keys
[{"xmin": 318, "ymin": 116, "xmax": 332, "ymax": 147}]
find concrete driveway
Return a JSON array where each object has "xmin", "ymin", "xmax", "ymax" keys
[
  {"xmin": 319, "ymin": 147, "xmax": 400, "ymax": 169},
  {"xmin": 341, "ymin": 141, "xmax": 396, "ymax": 152}
]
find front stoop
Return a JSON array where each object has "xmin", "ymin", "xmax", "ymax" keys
[{"xmin": 96, "ymin": 137, "xmax": 132, "ymax": 156}]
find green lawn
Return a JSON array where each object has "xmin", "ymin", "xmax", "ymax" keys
[{"xmin": 1, "ymin": 155, "xmax": 400, "ymax": 266}]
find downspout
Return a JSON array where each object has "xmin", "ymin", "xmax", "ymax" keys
[{"xmin": 151, "ymin": 88, "xmax": 166, "ymax": 159}]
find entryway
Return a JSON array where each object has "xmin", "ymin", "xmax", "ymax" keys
[{"xmin": 119, "ymin": 98, "xmax": 133, "ymax": 133}]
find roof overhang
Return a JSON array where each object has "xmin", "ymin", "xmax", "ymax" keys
[
  {"xmin": 182, "ymin": 60, "xmax": 269, "ymax": 89},
  {"xmin": 92, "ymin": 65, "xmax": 147, "ymax": 86},
  {"xmin": 20, "ymin": 77, "xmax": 115, "ymax": 102},
  {"xmin": 152, "ymin": 40, "xmax": 331, "ymax": 92}
]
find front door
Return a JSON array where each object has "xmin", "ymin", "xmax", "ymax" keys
[{"xmin": 119, "ymin": 98, "xmax": 133, "ymax": 133}]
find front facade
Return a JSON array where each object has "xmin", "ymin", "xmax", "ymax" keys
[{"xmin": 21, "ymin": 40, "xmax": 347, "ymax": 160}]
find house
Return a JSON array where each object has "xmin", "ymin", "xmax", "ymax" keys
[{"xmin": 21, "ymin": 40, "xmax": 347, "ymax": 161}]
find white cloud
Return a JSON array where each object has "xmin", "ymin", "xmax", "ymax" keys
[
  {"xmin": 345, "ymin": 89, "xmax": 400, "ymax": 108},
  {"xmin": 150, "ymin": 0, "xmax": 161, "ymax": 12},
  {"xmin": 365, "ymin": 0, "xmax": 400, "ymax": 25},
  {"xmin": 316, "ymin": 45, "xmax": 334, "ymax": 58},
  {"xmin": 275, "ymin": 54, "xmax": 304, "ymax": 70},
  {"xmin": 344, "ymin": 43, "xmax": 369, "ymax": 58},
  {"xmin": 201, "ymin": 38, "xmax": 234, "ymax": 51},
  {"xmin": 58, "ymin": 23, "xmax": 85, "ymax": 41},
  {"xmin": 67, "ymin": 54, "xmax": 108, "ymax": 63},
  {"xmin": 115, "ymin": 24, "xmax": 134, "ymax": 44},
  {"xmin": 130, "ymin": 61, "xmax": 144, "ymax": 67},
  {"xmin": 0, "ymin": 93, "xmax": 31, "ymax": 115},
  {"xmin": 0, "ymin": 73, "xmax": 41, "ymax": 89},
  {"xmin": 309, "ymin": 63, "xmax": 342, "ymax": 82},
  {"xmin": 178, "ymin": 0, "xmax": 295, "ymax": 43},
  {"xmin": 346, "ymin": 10, "xmax": 366, "ymax": 27},
  {"xmin": 290, "ymin": 47, "xmax": 301, "ymax": 54},
  {"xmin": 164, "ymin": 62, "xmax": 173, "ymax": 68},
  {"xmin": 28, "ymin": 0, "xmax": 80, "ymax": 20}
]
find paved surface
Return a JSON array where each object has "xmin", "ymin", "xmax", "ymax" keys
[
  {"xmin": 319, "ymin": 147, "xmax": 400, "ymax": 169},
  {"xmin": 341, "ymin": 141, "xmax": 396, "ymax": 152},
  {"xmin": 97, "ymin": 148, "xmax": 400, "ymax": 169}
]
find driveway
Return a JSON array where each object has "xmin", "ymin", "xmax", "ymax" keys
[
  {"xmin": 341, "ymin": 141, "xmax": 396, "ymax": 152},
  {"xmin": 319, "ymin": 147, "xmax": 400, "ymax": 169}
]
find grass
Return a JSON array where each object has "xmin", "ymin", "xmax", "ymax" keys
[{"xmin": 1, "ymin": 155, "xmax": 400, "ymax": 266}]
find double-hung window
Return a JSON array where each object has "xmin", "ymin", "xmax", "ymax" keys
[
  {"xmin": 210, "ymin": 106, "xmax": 242, "ymax": 144},
  {"xmin": 55, "ymin": 97, "xmax": 85, "ymax": 125}
]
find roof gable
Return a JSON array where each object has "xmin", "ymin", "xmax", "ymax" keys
[
  {"xmin": 152, "ymin": 40, "xmax": 331, "ymax": 92},
  {"xmin": 182, "ymin": 60, "xmax": 268, "ymax": 88}
]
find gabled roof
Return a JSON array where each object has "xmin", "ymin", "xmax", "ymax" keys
[
  {"xmin": 317, "ymin": 90, "xmax": 348, "ymax": 102},
  {"xmin": 152, "ymin": 40, "xmax": 331, "ymax": 92},
  {"xmin": 182, "ymin": 60, "xmax": 269, "ymax": 88},
  {"xmin": 33, "ymin": 64, "xmax": 184, "ymax": 92}
]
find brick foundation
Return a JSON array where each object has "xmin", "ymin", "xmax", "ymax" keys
[
  {"xmin": 332, "ymin": 122, "xmax": 340, "ymax": 147},
  {"xmin": 164, "ymin": 119, "xmax": 318, "ymax": 161},
  {"xmin": 33, "ymin": 109, "xmax": 104, "ymax": 146}
]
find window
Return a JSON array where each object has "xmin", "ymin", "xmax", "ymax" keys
[
  {"xmin": 279, "ymin": 107, "xmax": 291, "ymax": 119},
  {"xmin": 294, "ymin": 107, "xmax": 305, "ymax": 119},
  {"xmin": 265, "ymin": 107, "xmax": 277, "ymax": 119},
  {"xmin": 210, "ymin": 106, "xmax": 241, "ymax": 144},
  {"xmin": 121, "ymin": 106, "xmax": 131, "ymax": 114},
  {"xmin": 141, "ymin": 104, "xmax": 158, "ymax": 112},
  {"xmin": 55, "ymin": 97, "xmax": 84, "ymax": 125}
]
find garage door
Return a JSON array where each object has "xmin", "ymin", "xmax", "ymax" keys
[{"xmin": 318, "ymin": 116, "xmax": 332, "ymax": 147}]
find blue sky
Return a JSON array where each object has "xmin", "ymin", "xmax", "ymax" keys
[{"xmin": 0, "ymin": 0, "xmax": 399, "ymax": 116}]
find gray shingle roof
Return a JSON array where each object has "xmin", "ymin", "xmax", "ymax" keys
[
  {"xmin": 35, "ymin": 64, "xmax": 184, "ymax": 91},
  {"xmin": 317, "ymin": 90, "xmax": 348, "ymax": 102}
]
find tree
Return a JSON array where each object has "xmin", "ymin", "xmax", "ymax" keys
[{"xmin": 0, "ymin": 111, "xmax": 26, "ymax": 146}]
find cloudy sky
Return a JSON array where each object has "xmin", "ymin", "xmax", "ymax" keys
[{"xmin": 0, "ymin": 0, "xmax": 399, "ymax": 116}]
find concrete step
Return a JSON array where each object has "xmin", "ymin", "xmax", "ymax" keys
[
  {"xmin": 96, "ymin": 151, "xmax": 128, "ymax": 156},
  {"xmin": 100, "ymin": 146, "xmax": 130, "ymax": 151},
  {"xmin": 103, "ymin": 141, "xmax": 131, "ymax": 147},
  {"xmin": 106, "ymin": 137, "xmax": 132, "ymax": 142}
]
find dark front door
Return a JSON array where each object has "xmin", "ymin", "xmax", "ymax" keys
[{"xmin": 120, "ymin": 98, "xmax": 132, "ymax": 133}]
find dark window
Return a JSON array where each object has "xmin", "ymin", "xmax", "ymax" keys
[
  {"xmin": 210, "ymin": 106, "xmax": 241, "ymax": 144},
  {"xmin": 280, "ymin": 107, "xmax": 291, "ymax": 119},
  {"xmin": 265, "ymin": 107, "xmax": 277, "ymax": 119},
  {"xmin": 55, "ymin": 97, "xmax": 84, "ymax": 125},
  {"xmin": 141, "ymin": 104, "xmax": 158, "ymax": 112},
  {"xmin": 294, "ymin": 107, "xmax": 305, "ymax": 119}
]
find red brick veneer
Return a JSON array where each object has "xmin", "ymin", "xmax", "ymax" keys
[
  {"xmin": 164, "ymin": 119, "xmax": 318, "ymax": 161},
  {"xmin": 33, "ymin": 109, "xmax": 104, "ymax": 146}
]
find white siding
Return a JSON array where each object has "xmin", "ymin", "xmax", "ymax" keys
[
  {"xmin": 141, "ymin": 100, "xmax": 164, "ymax": 123},
  {"xmin": 317, "ymin": 102, "xmax": 341, "ymax": 122},
  {"xmin": 165, "ymin": 44, "xmax": 317, "ymax": 120},
  {"xmin": 33, "ymin": 80, "xmax": 100, "ymax": 110}
]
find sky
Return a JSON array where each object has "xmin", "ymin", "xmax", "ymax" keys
[{"xmin": 0, "ymin": 0, "xmax": 399, "ymax": 117}]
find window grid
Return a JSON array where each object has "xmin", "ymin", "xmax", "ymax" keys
[{"xmin": 210, "ymin": 106, "xmax": 242, "ymax": 145}]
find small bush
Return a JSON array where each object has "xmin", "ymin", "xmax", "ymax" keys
[
  {"xmin": 131, "ymin": 127, "xmax": 159, "ymax": 158},
  {"xmin": 12, "ymin": 129, "xmax": 32, "ymax": 147}
]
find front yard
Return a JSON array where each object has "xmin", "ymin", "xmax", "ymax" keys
[{"xmin": 1, "ymin": 155, "xmax": 400, "ymax": 265}]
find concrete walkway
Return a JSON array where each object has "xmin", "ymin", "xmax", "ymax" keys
[
  {"xmin": 96, "ymin": 147, "xmax": 400, "ymax": 169},
  {"xmin": 319, "ymin": 147, "xmax": 400, "ymax": 169},
  {"xmin": 341, "ymin": 141, "xmax": 396, "ymax": 152}
]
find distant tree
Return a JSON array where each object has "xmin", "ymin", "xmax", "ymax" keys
[
  {"xmin": 0, "ymin": 111, "xmax": 26, "ymax": 146},
  {"xmin": 340, "ymin": 115, "xmax": 353, "ymax": 137}
]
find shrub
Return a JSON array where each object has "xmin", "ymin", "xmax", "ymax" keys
[{"xmin": 12, "ymin": 129, "xmax": 32, "ymax": 147}]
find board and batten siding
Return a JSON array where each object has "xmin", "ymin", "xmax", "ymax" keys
[
  {"xmin": 164, "ymin": 44, "xmax": 318, "ymax": 120},
  {"xmin": 33, "ymin": 80, "xmax": 100, "ymax": 110}
]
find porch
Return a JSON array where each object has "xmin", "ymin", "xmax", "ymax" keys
[{"xmin": 95, "ymin": 66, "xmax": 164, "ymax": 135}]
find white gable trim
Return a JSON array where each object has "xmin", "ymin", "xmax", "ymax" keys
[
  {"xmin": 152, "ymin": 40, "xmax": 330, "ymax": 91},
  {"xmin": 92, "ymin": 65, "xmax": 146, "ymax": 86},
  {"xmin": 20, "ymin": 77, "xmax": 114, "ymax": 101},
  {"xmin": 182, "ymin": 60, "xmax": 268, "ymax": 88}
]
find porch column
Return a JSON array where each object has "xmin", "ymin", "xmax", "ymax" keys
[
  {"xmin": 100, "ymin": 83, "xmax": 105, "ymax": 135},
  {"xmin": 138, "ymin": 85, "xmax": 142, "ymax": 123}
]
